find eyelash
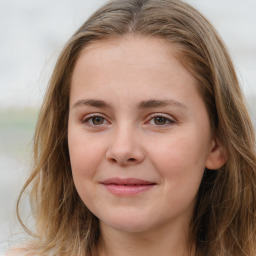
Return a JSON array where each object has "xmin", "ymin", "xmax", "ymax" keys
[
  {"xmin": 146, "ymin": 113, "xmax": 175, "ymax": 126},
  {"xmin": 82, "ymin": 114, "xmax": 109, "ymax": 126},
  {"xmin": 82, "ymin": 113, "xmax": 175, "ymax": 127}
]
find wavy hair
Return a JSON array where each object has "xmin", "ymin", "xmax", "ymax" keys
[{"xmin": 17, "ymin": 0, "xmax": 256, "ymax": 255}]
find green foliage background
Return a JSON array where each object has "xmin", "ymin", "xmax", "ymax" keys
[{"xmin": 0, "ymin": 108, "xmax": 38, "ymax": 161}]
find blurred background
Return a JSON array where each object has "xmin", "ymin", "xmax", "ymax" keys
[{"xmin": 0, "ymin": 0, "xmax": 255, "ymax": 254}]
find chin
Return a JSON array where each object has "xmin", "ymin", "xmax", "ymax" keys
[
  {"xmin": 99, "ymin": 211, "xmax": 158, "ymax": 233},
  {"xmin": 104, "ymin": 221, "xmax": 153, "ymax": 233}
]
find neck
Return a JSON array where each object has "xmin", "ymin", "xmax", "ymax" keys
[{"xmin": 97, "ymin": 221, "xmax": 195, "ymax": 256}]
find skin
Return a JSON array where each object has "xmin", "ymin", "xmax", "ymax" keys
[{"xmin": 68, "ymin": 35, "xmax": 225, "ymax": 256}]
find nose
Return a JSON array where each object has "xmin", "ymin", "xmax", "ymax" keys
[{"xmin": 105, "ymin": 126, "xmax": 145, "ymax": 166}]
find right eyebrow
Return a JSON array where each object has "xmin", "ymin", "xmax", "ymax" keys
[{"xmin": 71, "ymin": 99, "xmax": 111, "ymax": 110}]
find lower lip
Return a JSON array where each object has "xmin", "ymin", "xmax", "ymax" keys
[{"xmin": 103, "ymin": 184, "xmax": 155, "ymax": 196}]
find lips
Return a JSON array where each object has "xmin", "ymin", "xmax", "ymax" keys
[
  {"xmin": 101, "ymin": 178, "xmax": 156, "ymax": 185},
  {"xmin": 100, "ymin": 178, "xmax": 156, "ymax": 196}
]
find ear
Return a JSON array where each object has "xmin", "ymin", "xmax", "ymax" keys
[{"xmin": 205, "ymin": 138, "xmax": 227, "ymax": 170}]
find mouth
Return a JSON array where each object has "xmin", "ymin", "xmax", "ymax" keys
[{"xmin": 100, "ymin": 178, "xmax": 157, "ymax": 196}]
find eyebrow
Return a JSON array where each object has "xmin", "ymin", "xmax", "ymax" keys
[
  {"xmin": 71, "ymin": 98, "xmax": 188, "ymax": 110},
  {"xmin": 72, "ymin": 99, "xmax": 110, "ymax": 109},
  {"xmin": 138, "ymin": 99, "xmax": 188, "ymax": 110}
]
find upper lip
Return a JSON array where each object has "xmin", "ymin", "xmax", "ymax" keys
[{"xmin": 100, "ymin": 178, "xmax": 156, "ymax": 185}]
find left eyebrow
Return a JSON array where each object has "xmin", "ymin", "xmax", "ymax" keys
[{"xmin": 138, "ymin": 99, "xmax": 188, "ymax": 110}]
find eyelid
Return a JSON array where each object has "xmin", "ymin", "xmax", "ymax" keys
[
  {"xmin": 82, "ymin": 113, "xmax": 110, "ymax": 125},
  {"xmin": 146, "ymin": 113, "xmax": 176, "ymax": 125}
]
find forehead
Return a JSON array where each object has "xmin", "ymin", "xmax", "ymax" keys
[
  {"xmin": 79, "ymin": 35, "xmax": 173, "ymax": 58},
  {"xmin": 71, "ymin": 35, "xmax": 196, "ymax": 88},
  {"xmin": 70, "ymin": 35, "xmax": 203, "ymax": 108}
]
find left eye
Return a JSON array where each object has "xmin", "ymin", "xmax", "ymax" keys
[{"xmin": 149, "ymin": 116, "xmax": 174, "ymax": 126}]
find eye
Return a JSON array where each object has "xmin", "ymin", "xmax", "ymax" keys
[
  {"xmin": 91, "ymin": 116, "xmax": 105, "ymax": 125},
  {"xmin": 148, "ymin": 114, "xmax": 175, "ymax": 126},
  {"xmin": 153, "ymin": 116, "xmax": 169, "ymax": 125},
  {"xmin": 83, "ymin": 115, "xmax": 108, "ymax": 126}
]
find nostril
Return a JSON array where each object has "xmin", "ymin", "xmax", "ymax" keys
[
  {"xmin": 128, "ymin": 158, "xmax": 136, "ymax": 162},
  {"xmin": 110, "ymin": 158, "xmax": 117, "ymax": 163}
]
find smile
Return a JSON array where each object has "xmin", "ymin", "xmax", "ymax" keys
[{"xmin": 100, "ymin": 178, "xmax": 157, "ymax": 196}]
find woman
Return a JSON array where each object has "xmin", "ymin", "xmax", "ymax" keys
[{"xmin": 9, "ymin": 0, "xmax": 256, "ymax": 255}]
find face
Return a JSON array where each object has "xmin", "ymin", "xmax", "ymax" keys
[{"xmin": 68, "ymin": 35, "xmax": 218, "ymax": 234}]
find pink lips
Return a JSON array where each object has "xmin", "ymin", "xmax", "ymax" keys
[{"xmin": 100, "ymin": 178, "xmax": 156, "ymax": 196}]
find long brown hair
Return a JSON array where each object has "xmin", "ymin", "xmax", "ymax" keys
[{"xmin": 17, "ymin": 0, "xmax": 256, "ymax": 255}]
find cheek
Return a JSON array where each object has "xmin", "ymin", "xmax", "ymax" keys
[
  {"xmin": 68, "ymin": 131, "xmax": 106, "ymax": 179},
  {"xmin": 68, "ymin": 133, "xmax": 106, "ymax": 209},
  {"xmin": 152, "ymin": 135, "xmax": 205, "ymax": 166},
  {"xmin": 149, "ymin": 132, "xmax": 209, "ymax": 186}
]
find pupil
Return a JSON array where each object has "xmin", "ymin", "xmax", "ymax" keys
[
  {"xmin": 93, "ymin": 116, "xmax": 103, "ymax": 125},
  {"xmin": 155, "ymin": 117, "xmax": 166, "ymax": 125}
]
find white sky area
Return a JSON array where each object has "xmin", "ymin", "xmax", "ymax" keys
[{"xmin": 0, "ymin": 0, "xmax": 256, "ymax": 108}]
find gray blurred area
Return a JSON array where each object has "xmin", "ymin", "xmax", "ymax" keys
[{"xmin": 0, "ymin": 0, "xmax": 256, "ymax": 254}]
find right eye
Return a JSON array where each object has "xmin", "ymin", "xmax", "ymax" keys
[{"xmin": 83, "ymin": 115, "xmax": 108, "ymax": 126}]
